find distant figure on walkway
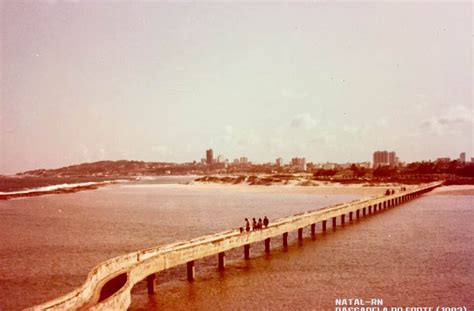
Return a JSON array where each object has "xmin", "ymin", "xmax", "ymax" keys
[
  {"xmin": 391, "ymin": 189, "xmax": 395, "ymax": 195},
  {"xmin": 263, "ymin": 216, "xmax": 269, "ymax": 228},
  {"xmin": 257, "ymin": 218, "xmax": 263, "ymax": 229},
  {"xmin": 252, "ymin": 218, "xmax": 257, "ymax": 231},
  {"xmin": 245, "ymin": 218, "xmax": 250, "ymax": 232},
  {"xmin": 385, "ymin": 189, "xmax": 391, "ymax": 196}
]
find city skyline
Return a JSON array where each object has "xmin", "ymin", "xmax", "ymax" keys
[
  {"xmin": 13, "ymin": 146, "xmax": 473, "ymax": 175},
  {"xmin": 1, "ymin": 2, "xmax": 472, "ymax": 174},
  {"xmin": 201, "ymin": 147, "xmax": 471, "ymax": 167}
]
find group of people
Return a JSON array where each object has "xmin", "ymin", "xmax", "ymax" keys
[
  {"xmin": 385, "ymin": 187, "xmax": 407, "ymax": 195},
  {"xmin": 240, "ymin": 216, "xmax": 269, "ymax": 233}
]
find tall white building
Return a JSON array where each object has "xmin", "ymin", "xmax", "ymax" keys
[
  {"xmin": 373, "ymin": 150, "xmax": 398, "ymax": 168},
  {"xmin": 276, "ymin": 157, "xmax": 283, "ymax": 167},
  {"xmin": 291, "ymin": 157, "xmax": 306, "ymax": 171},
  {"xmin": 240, "ymin": 157, "xmax": 248, "ymax": 164}
]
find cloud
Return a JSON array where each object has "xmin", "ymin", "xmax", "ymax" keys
[
  {"xmin": 151, "ymin": 145, "xmax": 173, "ymax": 158},
  {"xmin": 307, "ymin": 129, "xmax": 336, "ymax": 145},
  {"xmin": 79, "ymin": 145, "xmax": 106, "ymax": 163},
  {"xmin": 208, "ymin": 125, "xmax": 263, "ymax": 157},
  {"xmin": 290, "ymin": 113, "xmax": 317, "ymax": 130},
  {"xmin": 342, "ymin": 124, "xmax": 372, "ymax": 136},
  {"xmin": 281, "ymin": 89, "xmax": 309, "ymax": 99},
  {"xmin": 419, "ymin": 104, "xmax": 473, "ymax": 135},
  {"xmin": 376, "ymin": 116, "xmax": 388, "ymax": 127}
]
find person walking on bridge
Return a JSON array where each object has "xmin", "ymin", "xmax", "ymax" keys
[
  {"xmin": 245, "ymin": 218, "xmax": 250, "ymax": 232},
  {"xmin": 263, "ymin": 216, "xmax": 269, "ymax": 228},
  {"xmin": 252, "ymin": 218, "xmax": 257, "ymax": 231}
]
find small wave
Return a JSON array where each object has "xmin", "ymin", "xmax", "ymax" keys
[{"xmin": 0, "ymin": 181, "xmax": 117, "ymax": 196}]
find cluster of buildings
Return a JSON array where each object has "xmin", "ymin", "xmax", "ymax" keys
[
  {"xmin": 290, "ymin": 157, "xmax": 306, "ymax": 171},
  {"xmin": 202, "ymin": 149, "xmax": 373, "ymax": 172},
  {"xmin": 203, "ymin": 149, "xmax": 249, "ymax": 167},
  {"xmin": 201, "ymin": 148, "xmax": 471, "ymax": 172},
  {"xmin": 435, "ymin": 152, "xmax": 472, "ymax": 164}
]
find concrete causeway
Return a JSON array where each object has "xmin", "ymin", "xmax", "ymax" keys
[{"xmin": 29, "ymin": 182, "xmax": 442, "ymax": 310}]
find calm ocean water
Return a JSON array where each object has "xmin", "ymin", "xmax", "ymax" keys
[{"xmin": 0, "ymin": 181, "xmax": 472, "ymax": 310}]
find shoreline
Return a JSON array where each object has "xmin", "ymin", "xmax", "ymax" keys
[
  {"xmin": 0, "ymin": 181, "xmax": 121, "ymax": 200},
  {"xmin": 2, "ymin": 173, "xmax": 472, "ymax": 201},
  {"xmin": 192, "ymin": 174, "xmax": 417, "ymax": 188}
]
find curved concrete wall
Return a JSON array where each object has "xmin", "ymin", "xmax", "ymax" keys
[{"xmin": 29, "ymin": 182, "xmax": 442, "ymax": 310}]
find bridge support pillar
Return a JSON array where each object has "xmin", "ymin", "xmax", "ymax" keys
[
  {"xmin": 218, "ymin": 252, "xmax": 225, "ymax": 271},
  {"xmin": 187, "ymin": 261, "xmax": 195, "ymax": 282},
  {"xmin": 379, "ymin": 203, "xmax": 382, "ymax": 210},
  {"xmin": 147, "ymin": 273, "xmax": 156, "ymax": 295},
  {"xmin": 368, "ymin": 206, "xmax": 372, "ymax": 214},
  {"xmin": 298, "ymin": 228, "xmax": 303, "ymax": 241},
  {"xmin": 265, "ymin": 238, "xmax": 271, "ymax": 253},
  {"xmin": 363, "ymin": 207, "xmax": 366, "ymax": 216},
  {"xmin": 322, "ymin": 220, "xmax": 327, "ymax": 232},
  {"xmin": 244, "ymin": 244, "xmax": 250, "ymax": 260},
  {"xmin": 311, "ymin": 223, "xmax": 316, "ymax": 240},
  {"xmin": 341, "ymin": 214, "xmax": 345, "ymax": 225},
  {"xmin": 349, "ymin": 212, "xmax": 353, "ymax": 221},
  {"xmin": 356, "ymin": 210, "xmax": 360, "ymax": 218},
  {"xmin": 283, "ymin": 232, "xmax": 288, "ymax": 248},
  {"xmin": 332, "ymin": 217, "xmax": 337, "ymax": 228}
]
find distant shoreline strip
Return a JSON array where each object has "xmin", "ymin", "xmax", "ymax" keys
[{"xmin": 0, "ymin": 181, "xmax": 120, "ymax": 200}]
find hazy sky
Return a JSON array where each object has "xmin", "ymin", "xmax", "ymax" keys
[{"xmin": 1, "ymin": 1, "xmax": 472, "ymax": 174}]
